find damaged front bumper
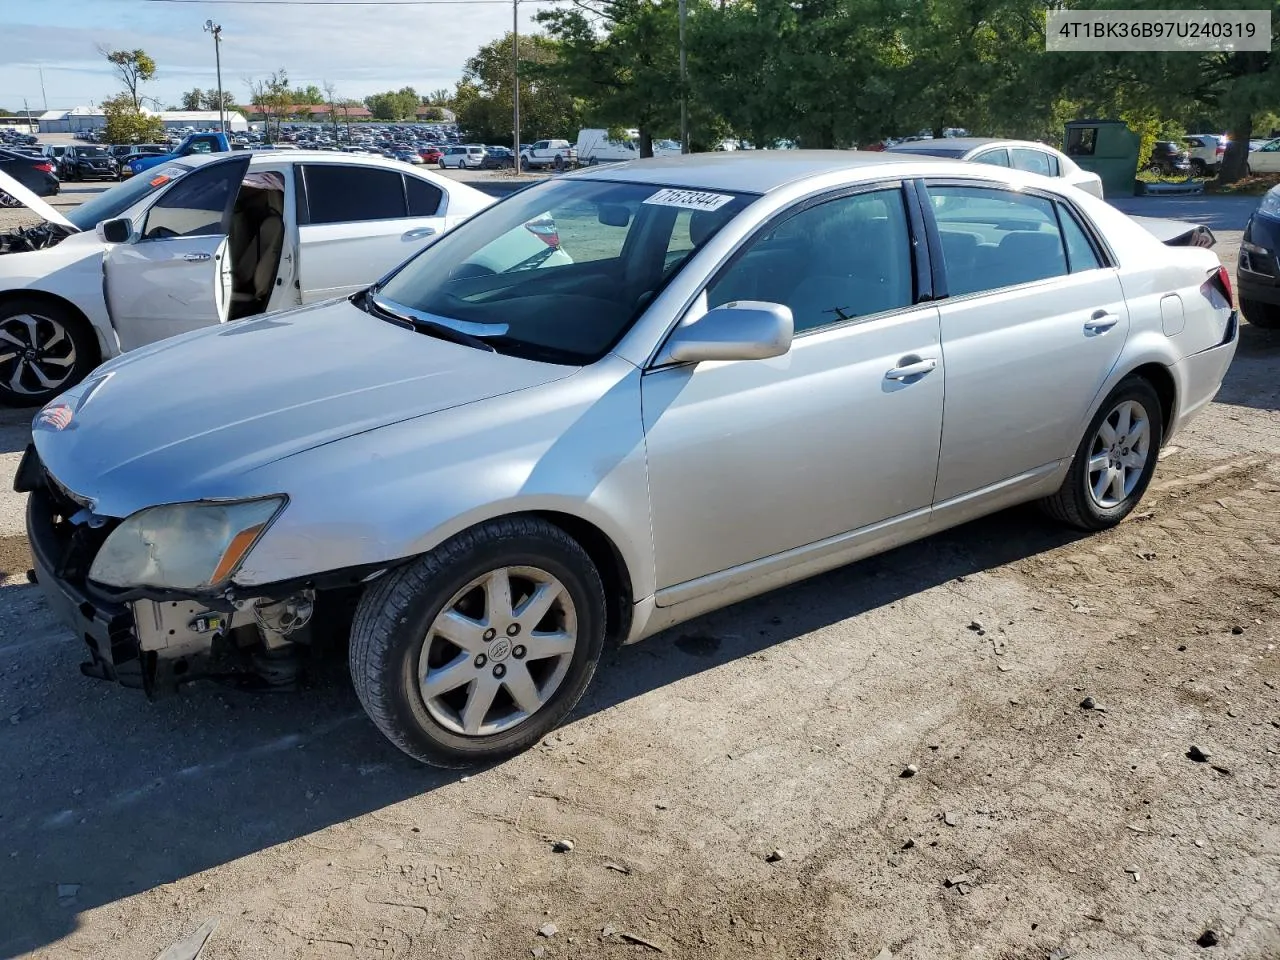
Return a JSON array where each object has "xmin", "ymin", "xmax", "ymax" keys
[{"xmin": 19, "ymin": 445, "xmax": 316, "ymax": 697}]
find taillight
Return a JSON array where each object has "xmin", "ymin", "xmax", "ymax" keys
[
  {"xmin": 1216, "ymin": 144, "xmax": 1226, "ymax": 155},
  {"xmin": 524, "ymin": 217, "xmax": 560, "ymax": 248},
  {"xmin": 35, "ymin": 162, "xmax": 53, "ymax": 173},
  {"xmin": 1202, "ymin": 265, "xmax": 1233, "ymax": 305}
]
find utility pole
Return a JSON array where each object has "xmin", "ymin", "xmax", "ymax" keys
[
  {"xmin": 38, "ymin": 67, "xmax": 48, "ymax": 111},
  {"xmin": 512, "ymin": 0, "xmax": 522, "ymax": 175},
  {"xmin": 678, "ymin": 0, "xmax": 688, "ymax": 153},
  {"xmin": 204, "ymin": 20, "xmax": 226, "ymax": 133},
  {"xmin": 23, "ymin": 98, "xmax": 32, "ymax": 135}
]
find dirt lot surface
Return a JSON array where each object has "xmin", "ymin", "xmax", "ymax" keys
[{"xmin": 0, "ymin": 196, "xmax": 1277, "ymax": 960}]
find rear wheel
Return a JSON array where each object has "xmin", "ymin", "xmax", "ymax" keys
[
  {"xmin": 1241, "ymin": 298, "xmax": 1280, "ymax": 330},
  {"xmin": 1190, "ymin": 158, "xmax": 1207, "ymax": 177},
  {"xmin": 0, "ymin": 298, "xmax": 97, "ymax": 407},
  {"xmin": 349, "ymin": 517, "xmax": 607, "ymax": 767},
  {"xmin": 1040, "ymin": 377, "xmax": 1163, "ymax": 531}
]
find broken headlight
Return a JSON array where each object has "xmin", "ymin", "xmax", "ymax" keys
[{"xmin": 89, "ymin": 497, "xmax": 286, "ymax": 591}]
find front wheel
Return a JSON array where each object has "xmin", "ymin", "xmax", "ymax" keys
[
  {"xmin": 1190, "ymin": 159, "xmax": 1206, "ymax": 177},
  {"xmin": 0, "ymin": 298, "xmax": 98, "ymax": 407},
  {"xmin": 349, "ymin": 517, "xmax": 607, "ymax": 767},
  {"xmin": 1241, "ymin": 298, "xmax": 1280, "ymax": 330},
  {"xmin": 1039, "ymin": 377, "xmax": 1163, "ymax": 530}
]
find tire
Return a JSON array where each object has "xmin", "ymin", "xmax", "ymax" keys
[
  {"xmin": 349, "ymin": 516, "xmax": 607, "ymax": 767},
  {"xmin": 0, "ymin": 298, "xmax": 98, "ymax": 408},
  {"xmin": 1241, "ymin": 298, "xmax": 1280, "ymax": 330},
  {"xmin": 1190, "ymin": 159, "xmax": 1206, "ymax": 177},
  {"xmin": 1040, "ymin": 377, "xmax": 1163, "ymax": 531}
]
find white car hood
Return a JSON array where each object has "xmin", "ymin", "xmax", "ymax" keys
[
  {"xmin": 31, "ymin": 298, "xmax": 577, "ymax": 518},
  {"xmin": 0, "ymin": 169, "xmax": 76, "ymax": 231}
]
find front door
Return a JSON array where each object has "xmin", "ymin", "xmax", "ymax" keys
[
  {"xmin": 104, "ymin": 156, "xmax": 249, "ymax": 351},
  {"xmin": 922, "ymin": 182, "xmax": 1131, "ymax": 502},
  {"xmin": 296, "ymin": 164, "xmax": 447, "ymax": 303},
  {"xmin": 642, "ymin": 185, "xmax": 945, "ymax": 599}
]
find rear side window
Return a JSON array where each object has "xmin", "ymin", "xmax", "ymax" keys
[
  {"xmin": 972, "ymin": 149, "xmax": 1010, "ymax": 167},
  {"xmin": 927, "ymin": 185, "xmax": 1068, "ymax": 295},
  {"xmin": 1057, "ymin": 203, "xmax": 1103, "ymax": 272},
  {"xmin": 1011, "ymin": 148, "xmax": 1059, "ymax": 177},
  {"xmin": 406, "ymin": 175, "xmax": 443, "ymax": 216},
  {"xmin": 303, "ymin": 164, "xmax": 407, "ymax": 224}
]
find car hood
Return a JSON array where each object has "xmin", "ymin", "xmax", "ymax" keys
[
  {"xmin": 32, "ymin": 298, "xmax": 578, "ymax": 517},
  {"xmin": 0, "ymin": 169, "xmax": 75, "ymax": 231}
]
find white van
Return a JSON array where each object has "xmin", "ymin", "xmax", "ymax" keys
[{"xmin": 575, "ymin": 129, "xmax": 681, "ymax": 165}]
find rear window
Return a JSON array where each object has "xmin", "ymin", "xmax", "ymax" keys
[{"xmin": 890, "ymin": 145, "xmax": 968, "ymax": 159}]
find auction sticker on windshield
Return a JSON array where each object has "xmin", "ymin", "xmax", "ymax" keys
[{"xmin": 644, "ymin": 188, "xmax": 734, "ymax": 212}]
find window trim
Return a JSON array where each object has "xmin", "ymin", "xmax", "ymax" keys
[
  {"xmin": 648, "ymin": 179, "xmax": 930, "ymax": 370},
  {"xmin": 1052, "ymin": 199, "xmax": 1106, "ymax": 274},
  {"xmin": 298, "ymin": 162, "xmax": 411, "ymax": 226},
  {"xmin": 917, "ymin": 176, "xmax": 1116, "ymax": 301}
]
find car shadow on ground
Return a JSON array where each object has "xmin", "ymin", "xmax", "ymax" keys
[
  {"xmin": 1216, "ymin": 319, "xmax": 1280, "ymax": 412},
  {"xmin": 0, "ymin": 501, "xmax": 1084, "ymax": 957}
]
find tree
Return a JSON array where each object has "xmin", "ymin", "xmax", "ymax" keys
[
  {"xmin": 426, "ymin": 88, "xmax": 453, "ymax": 107},
  {"xmin": 202, "ymin": 89, "xmax": 236, "ymax": 112},
  {"xmin": 364, "ymin": 86, "xmax": 421, "ymax": 120},
  {"xmin": 291, "ymin": 84, "xmax": 326, "ymax": 105},
  {"xmin": 99, "ymin": 46, "xmax": 158, "ymax": 112},
  {"xmin": 181, "ymin": 88, "xmax": 205, "ymax": 111},
  {"xmin": 452, "ymin": 33, "xmax": 582, "ymax": 144},
  {"xmin": 247, "ymin": 68, "xmax": 292, "ymax": 141},
  {"xmin": 102, "ymin": 93, "xmax": 165, "ymax": 144},
  {"xmin": 535, "ymin": 0, "xmax": 681, "ymax": 156}
]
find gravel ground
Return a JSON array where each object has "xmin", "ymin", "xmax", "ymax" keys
[{"xmin": 0, "ymin": 189, "xmax": 1275, "ymax": 960}]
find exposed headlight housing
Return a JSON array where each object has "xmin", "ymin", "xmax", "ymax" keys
[
  {"xmin": 1260, "ymin": 186, "xmax": 1280, "ymax": 218},
  {"xmin": 89, "ymin": 497, "xmax": 286, "ymax": 592}
]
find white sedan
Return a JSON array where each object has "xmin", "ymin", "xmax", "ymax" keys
[
  {"xmin": 1248, "ymin": 138, "xmax": 1280, "ymax": 174},
  {"xmin": 886, "ymin": 138, "xmax": 1104, "ymax": 197},
  {"xmin": 0, "ymin": 152, "xmax": 498, "ymax": 405}
]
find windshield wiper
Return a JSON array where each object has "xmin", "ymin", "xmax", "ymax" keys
[{"xmin": 367, "ymin": 293, "xmax": 509, "ymax": 353}]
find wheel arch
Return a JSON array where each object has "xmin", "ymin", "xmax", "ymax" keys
[
  {"xmin": 1125, "ymin": 361, "xmax": 1177, "ymax": 443},
  {"xmin": 526, "ymin": 509, "xmax": 635, "ymax": 647},
  {"xmin": 0, "ymin": 288, "xmax": 103, "ymax": 367}
]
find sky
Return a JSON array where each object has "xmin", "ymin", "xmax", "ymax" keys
[{"xmin": 0, "ymin": 0, "xmax": 551, "ymax": 114}]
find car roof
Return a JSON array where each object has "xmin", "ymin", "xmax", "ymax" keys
[
  {"xmin": 887, "ymin": 137, "xmax": 1060, "ymax": 153},
  {"xmin": 571, "ymin": 150, "xmax": 963, "ymax": 193}
]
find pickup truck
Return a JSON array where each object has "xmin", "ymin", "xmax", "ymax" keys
[
  {"xmin": 122, "ymin": 132, "xmax": 243, "ymax": 178},
  {"xmin": 519, "ymin": 139, "xmax": 577, "ymax": 171}
]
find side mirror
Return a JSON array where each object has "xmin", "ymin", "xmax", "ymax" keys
[
  {"xmin": 99, "ymin": 218, "xmax": 133, "ymax": 244},
  {"xmin": 665, "ymin": 300, "xmax": 793, "ymax": 364}
]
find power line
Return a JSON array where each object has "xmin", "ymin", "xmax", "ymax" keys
[{"xmin": 140, "ymin": 0, "xmax": 561, "ymax": 5}]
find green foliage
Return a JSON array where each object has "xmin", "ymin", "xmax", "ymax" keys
[
  {"xmin": 102, "ymin": 93, "xmax": 165, "ymax": 144},
  {"xmin": 247, "ymin": 69, "xmax": 292, "ymax": 140},
  {"xmin": 100, "ymin": 47, "xmax": 158, "ymax": 112},
  {"xmin": 452, "ymin": 33, "xmax": 582, "ymax": 144},
  {"xmin": 365, "ymin": 87, "xmax": 421, "ymax": 120}
]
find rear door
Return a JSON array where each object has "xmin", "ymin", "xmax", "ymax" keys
[
  {"xmin": 295, "ymin": 163, "xmax": 446, "ymax": 302},
  {"xmin": 923, "ymin": 180, "xmax": 1130, "ymax": 503},
  {"xmin": 104, "ymin": 156, "xmax": 249, "ymax": 351}
]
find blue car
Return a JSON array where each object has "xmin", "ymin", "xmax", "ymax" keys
[{"xmin": 1239, "ymin": 185, "xmax": 1280, "ymax": 330}]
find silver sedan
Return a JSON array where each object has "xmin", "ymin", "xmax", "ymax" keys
[{"xmin": 22, "ymin": 152, "xmax": 1238, "ymax": 766}]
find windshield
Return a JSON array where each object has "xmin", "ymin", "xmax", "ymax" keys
[
  {"xmin": 374, "ymin": 178, "xmax": 754, "ymax": 364},
  {"xmin": 80, "ymin": 147, "xmax": 111, "ymax": 157},
  {"xmin": 64, "ymin": 163, "xmax": 194, "ymax": 231}
]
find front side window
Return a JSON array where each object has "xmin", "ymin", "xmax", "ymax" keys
[
  {"xmin": 303, "ymin": 164, "xmax": 408, "ymax": 223},
  {"xmin": 927, "ymin": 185, "xmax": 1068, "ymax": 295},
  {"xmin": 707, "ymin": 188, "xmax": 914, "ymax": 334},
  {"xmin": 372, "ymin": 179, "xmax": 753, "ymax": 364},
  {"xmin": 142, "ymin": 159, "xmax": 247, "ymax": 239}
]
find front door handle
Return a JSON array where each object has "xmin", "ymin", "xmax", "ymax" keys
[
  {"xmin": 402, "ymin": 226, "xmax": 438, "ymax": 241},
  {"xmin": 183, "ymin": 251, "xmax": 212, "ymax": 262},
  {"xmin": 885, "ymin": 357, "xmax": 938, "ymax": 381},
  {"xmin": 1084, "ymin": 310, "xmax": 1120, "ymax": 333}
]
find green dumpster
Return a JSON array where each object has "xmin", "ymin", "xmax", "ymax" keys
[{"xmin": 1063, "ymin": 119, "xmax": 1140, "ymax": 198}]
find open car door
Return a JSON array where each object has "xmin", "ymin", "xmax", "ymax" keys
[{"xmin": 104, "ymin": 156, "xmax": 249, "ymax": 352}]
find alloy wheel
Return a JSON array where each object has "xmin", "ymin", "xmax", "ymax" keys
[
  {"xmin": 1086, "ymin": 399, "xmax": 1151, "ymax": 509},
  {"xmin": 0, "ymin": 313, "xmax": 78, "ymax": 397},
  {"xmin": 418, "ymin": 565, "xmax": 577, "ymax": 737}
]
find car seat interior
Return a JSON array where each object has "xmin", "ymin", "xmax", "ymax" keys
[{"xmin": 228, "ymin": 171, "xmax": 286, "ymax": 321}]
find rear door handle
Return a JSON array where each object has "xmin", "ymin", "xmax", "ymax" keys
[
  {"xmin": 1084, "ymin": 310, "xmax": 1120, "ymax": 333},
  {"xmin": 402, "ymin": 226, "xmax": 438, "ymax": 241},
  {"xmin": 885, "ymin": 357, "xmax": 938, "ymax": 381},
  {"xmin": 183, "ymin": 252, "xmax": 212, "ymax": 262}
]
